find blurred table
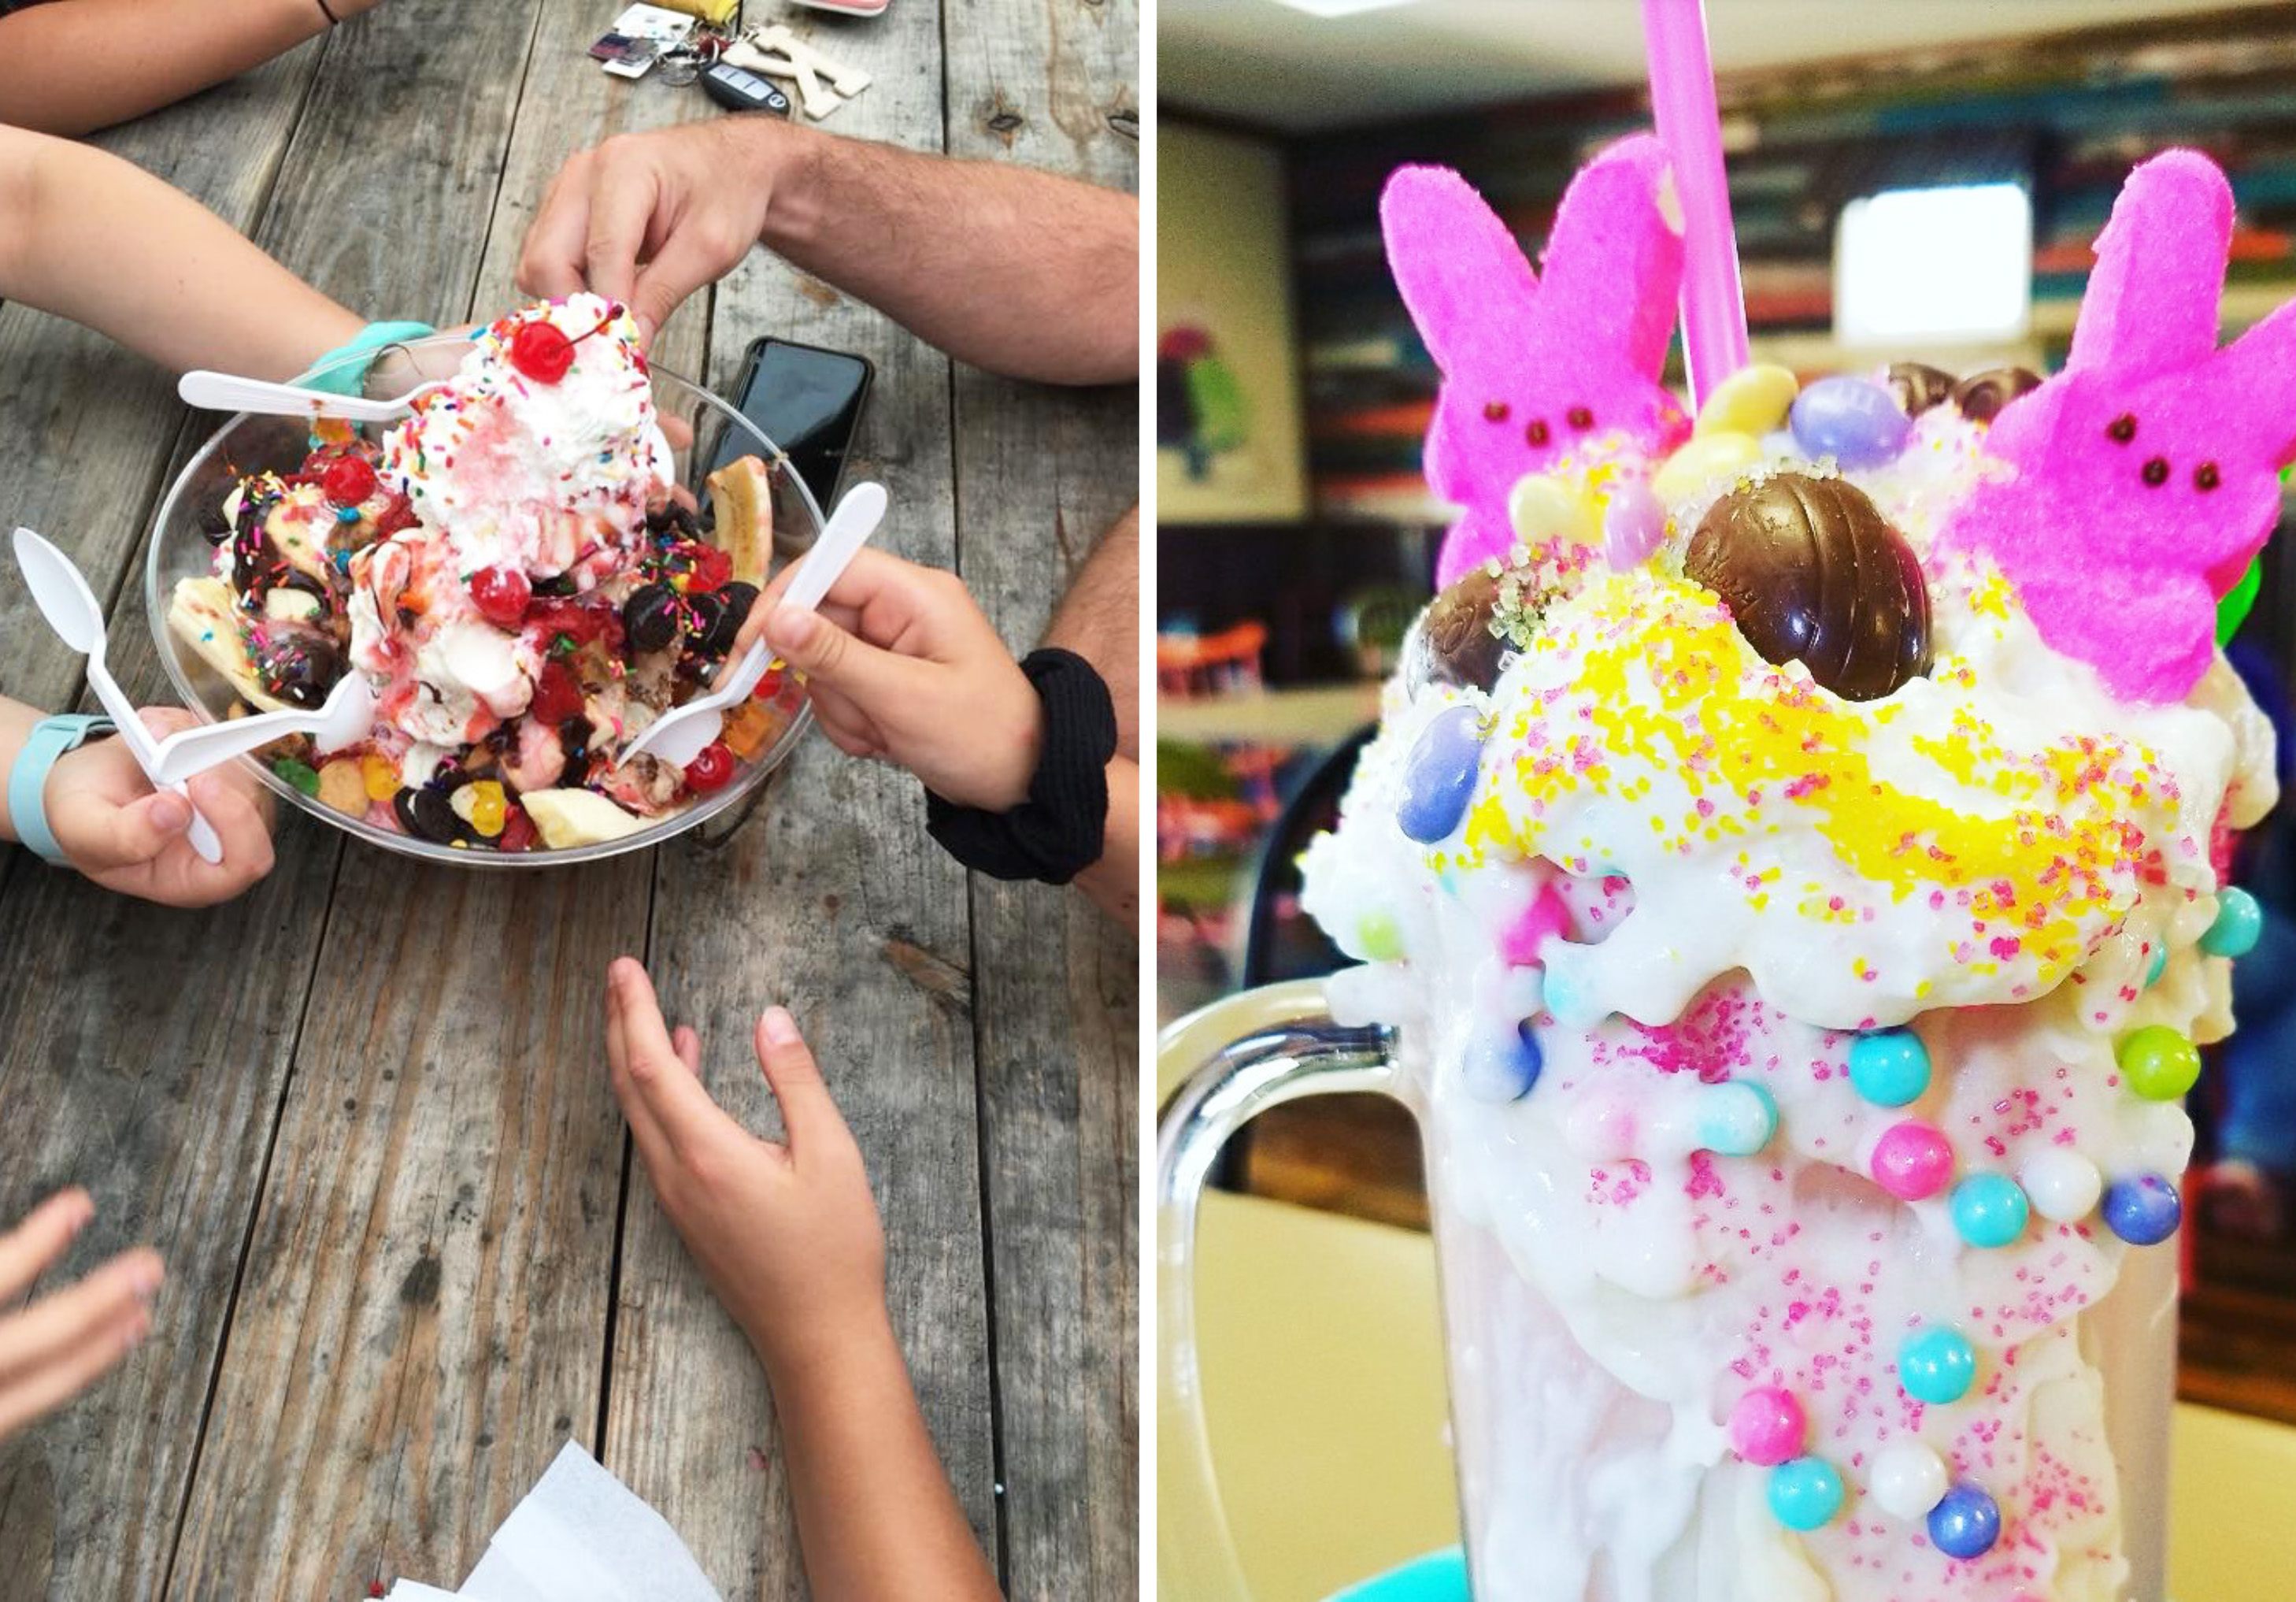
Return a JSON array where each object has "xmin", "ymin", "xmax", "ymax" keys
[
  {"xmin": 0, "ymin": 6, "xmax": 1135, "ymax": 1598},
  {"xmin": 1177, "ymin": 1191, "xmax": 2296, "ymax": 1602}
]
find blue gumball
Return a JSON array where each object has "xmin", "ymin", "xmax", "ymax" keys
[
  {"xmin": 1463, "ymin": 1018, "xmax": 1542, "ymax": 1103},
  {"xmin": 1766, "ymin": 1456, "xmax": 1844, "ymax": 1531},
  {"xmin": 1927, "ymin": 1482, "xmax": 2002, "ymax": 1560},
  {"xmin": 2202, "ymin": 887, "xmax": 2264, "ymax": 958},
  {"xmin": 1398, "ymin": 706, "xmax": 1484, "ymax": 844},
  {"xmin": 1790, "ymin": 376, "xmax": 1913, "ymax": 468},
  {"xmin": 2102, "ymin": 1172, "xmax": 2182, "ymax": 1245},
  {"xmin": 1848, "ymin": 1028, "xmax": 1931, "ymax": 1107},
  {"xmin": 1949, "ymin": 1173, "xmax": 2030, "ymax": 1248},
  {"xmin": 1898, "ymin": 1325, "xmax": 1977, "ymax": 1404}
]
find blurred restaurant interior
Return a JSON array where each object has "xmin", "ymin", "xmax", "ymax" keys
[{"xmin": 1156, "ymin": 3, "xmax": 2296, "ymax": 1594}]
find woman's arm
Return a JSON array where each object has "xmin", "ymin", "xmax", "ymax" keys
[
  {"xmin": 0, "ymin": 126, "xmax": 363, "ymax": 378},
  {"xmin": 0, "ymin": 0, "xmax": 376, "ymax": 137}
]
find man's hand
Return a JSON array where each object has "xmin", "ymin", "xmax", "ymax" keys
[
  {"xmin": 603, "ymin": 959, "xmax": 886, "ymax": 1380},
  {"xmin": 738, "ymin": 548, "xmax": 1042, "ymax": 811},
  {"xmin": 0, "ymin": 1188, "xmax": 160, "ymax": 1442},
  {"xmin": 45, "ymin": 710, "xmax": 276, "ymax": 907},
  {"xmin": 518, "ymin": 121, "xmax": 796, "ymax": 345}
]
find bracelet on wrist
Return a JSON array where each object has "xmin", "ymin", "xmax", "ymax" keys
[
  {"xmin": 925, "ymin": 650, "xmax": 1115, "ymax": 885},
  {"xmin": 297, "ymin": 320, "xmax": 438, "ymax": 398},
  {"xmin": 6, "ymin": 714, "xmax": 116, "ymax": 867}
]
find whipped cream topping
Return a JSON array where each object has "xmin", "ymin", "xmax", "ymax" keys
[{"xmin": 1300, "ymin": 380, "xmax": 2275, "ymax": 1602}]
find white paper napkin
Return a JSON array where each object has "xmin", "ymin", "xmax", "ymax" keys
[{"xmin": 383, "ymin": 1441, "xmax": 722, "ymax": 1602}]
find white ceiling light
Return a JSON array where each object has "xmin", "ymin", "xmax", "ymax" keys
[
  {"xmin": 1834, "ymin": 183, "xmax": 2034, "ymax": 347},
  {"xmin": 1266, "ymin": 0, "xmax": 1420, "ymax": 18}
]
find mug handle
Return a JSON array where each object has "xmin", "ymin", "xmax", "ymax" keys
[{"xmin": 1156, "ymin": 977, "xmax": 1403, "ymax": 1602}]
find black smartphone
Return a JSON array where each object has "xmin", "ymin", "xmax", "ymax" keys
[{"xmin": 713, "ymin": 336, "xmax": 874, "ymax": 513}]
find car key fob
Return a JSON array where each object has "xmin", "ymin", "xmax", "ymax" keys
[{"xmin": 700, "ymin": 62, "xmax": 793, "ymax": 116}]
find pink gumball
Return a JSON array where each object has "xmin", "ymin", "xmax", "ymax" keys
[
  {"xmin": 1870, "ymin": 1121, "xmax": 1954, "ymax": 1201},
  {"xmin": 1729, "ymin": 1385, "xmax": 1807, "ymax": 1467}
]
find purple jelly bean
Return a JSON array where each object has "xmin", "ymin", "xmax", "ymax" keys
[
  {"xmin": 1398, "ymin": 705, "xmax": 1483, "ymax": 844},
  {"xmin": 1602, "ymin": 480, "xmax": 1667, "ymax": 569},
  {"xmin": 1789, "ymin": 376, "xmax": 1913, "ymax": 469}
]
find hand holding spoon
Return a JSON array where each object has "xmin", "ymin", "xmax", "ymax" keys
[
  {"xmin": 620, "ymin": 480, "xmax": 888, "ymax": 769},
  {"xmin": 12, "ymin": 528, "xmax": 222, "ymax": 863}
]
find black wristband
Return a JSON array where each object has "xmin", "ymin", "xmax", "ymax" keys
[{"xmin": 926, "ymin": 649, "xmax": 1116, "ymax": 884}]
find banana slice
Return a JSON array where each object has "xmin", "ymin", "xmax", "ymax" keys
[
  {"xmin": 518, "ymin": 788, "xmax": 646, "ymax": 849},
  {"xmin": 168, "ymin": 576, "xmax": 292, "ymax": 713},
  {"xmin": 705, "ymin": 454, "xmax": 773, "ymax": 587}
]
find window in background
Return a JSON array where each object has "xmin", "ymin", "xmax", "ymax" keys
[{"xmin": 1834, "ymin": 183, "xmax": 2034, "ymax": 348}]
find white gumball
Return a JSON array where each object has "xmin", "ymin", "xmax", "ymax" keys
[
  {"xmin": 2020, "ymin": 1148, "xmax": 2104, "ymax": 1224},
  {"xmin": 1868, "ymin": 1439, "xmax": 1949, "ymax": 1522}
]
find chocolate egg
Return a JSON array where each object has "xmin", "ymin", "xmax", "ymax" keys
[
  {"xmin": 1408, "ymin": 566, "xmax": 1509, "ymax": 692},
  {"xmin": 1887, "ymin": 362, "xmax": 1957, "ymax": 417},
  {"xmin": 1952, "ymin": 366, "xmax": 2041, "ymax": 424},
  {"xmin": 1684, "ymin": 473, "xmax": 1933, "ymax": 702}
]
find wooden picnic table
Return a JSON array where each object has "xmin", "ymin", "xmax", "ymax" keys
[{"xmin": 0, "ymin": 3, "xmax": 1137, "ymax": 1597}]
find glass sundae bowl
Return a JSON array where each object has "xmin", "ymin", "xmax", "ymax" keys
[{"xmin": 145, "ymin": 322, "xmax": 821, "ymax": 868}]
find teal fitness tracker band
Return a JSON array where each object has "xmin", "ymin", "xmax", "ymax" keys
[
  {"xmin": 297, "ymin": 320, "xmax": 440, "ymax": 396},
  {"xmin": 6, "ymin": 714, "xmax": 116, "ymax": 866}
]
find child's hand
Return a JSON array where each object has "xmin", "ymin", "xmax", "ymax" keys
[
  {"xmin": 603, "ymin": 958, "xmax": 886, "ymax": 1379},
  {"xmin": 45, "ymin": 710, "xmax": 276, "ymax": 907},
  {"xmin": 734, "ymin": 547, "xmax": 1042, "ymax": 811},
  {"xmin": 0, "ymin": 1189, "xmax": 161, "ymax": 1441}
]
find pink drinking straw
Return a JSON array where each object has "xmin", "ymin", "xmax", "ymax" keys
[{"xmin": 1641, "ymin": 0, "xmax": 1750, "ymax": 408}]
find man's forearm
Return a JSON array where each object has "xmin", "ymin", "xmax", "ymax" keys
[
  {"xmin": 0, "ymin": 132, "xmax": 362, "ymax": 379},
  {"xmin": 765, "ymin": 1313, "xmax": 1003, "ymax": 1602},
  {"xmin": 0, "ymin": 0, "xmax": 348, "ymax": 137},
  {"xmin": 752, "ymin": 122, "xmax": 1136, "ymax": 386},
  {"xmin": 1074, "ymin": 755, "xmax": 1139, "ymax": 925}
]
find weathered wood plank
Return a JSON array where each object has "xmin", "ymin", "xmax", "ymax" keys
[
  {"xmin": 940, "ymin": 1, "xmax": 1140, "ymax": 1593},
  {"xmin": 0, "ymin": 36, "xmax": 347, "ymax": 1602},
  {"xmin": 0, "ymin": 842, "xmax": 343, "ymax": 1602},
  {"xmin": 153, "ymin": 5, "xmax": 650, "ymax": 1595},
  {"xmin": 602, "ymin": 5, "xmax": 1001, "ymax": 1593},
  {"xmin": 166, "ymin": 856, "xmax": 647, "ymax": 1596}
]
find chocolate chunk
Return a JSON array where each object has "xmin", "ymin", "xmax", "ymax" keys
[
  {"xmin": 1952, "ymin": 367, "xmax": 2041, "ymax": 424},
  {"xmin": 713, "ymin": 582, "xmax": 761, "ymax": 655},
  {"xmin": 1684, "ymin": 473, "xmax": 1932, "ymax": 703},
  {"xmin": 1409, "ymin": 566, "xmax": 1510, "ymax": 692},
  {"xmin": 622, "ymin": 583, "xmax": 680, "ymax": 655},
  {"xmin": 254, "ymin": 630, "xmax": 343, "ymax": 710},
  {"xmin": 1887, "ymin": 362, "xmax": 1958, "ymax": 417}
]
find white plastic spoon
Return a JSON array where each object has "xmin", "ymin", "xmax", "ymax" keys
[
  {"xmin": 619, "ymin": 480, "xmax": 889, "ymax": 770},
  {"xmin": 150, "ymin": 670, "xmax": 376, "ymax": 788},
  {"xmin": 12, "ymin": 528, "xmax": 223, "ymax": 863},
  {"xmin": 179, "ymin": 373, "xmax": 678, "ymax": 490},
  {"xmin": 178, "ymin": 369, "xmax": 443, "ymax": 425}
]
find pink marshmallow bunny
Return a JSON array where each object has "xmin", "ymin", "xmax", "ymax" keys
[
  {"xmin": 1943, "ymin": 149, "xmax": 2296, "ymax": 703},
  {"xmin": 1381, "ymin": 134, "xmax": 1691, "ymax": 589}
]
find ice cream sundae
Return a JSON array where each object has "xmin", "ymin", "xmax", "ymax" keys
[{"xmin": 168, "ymin": 295, "xmax": 798, "ymax": 851}]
